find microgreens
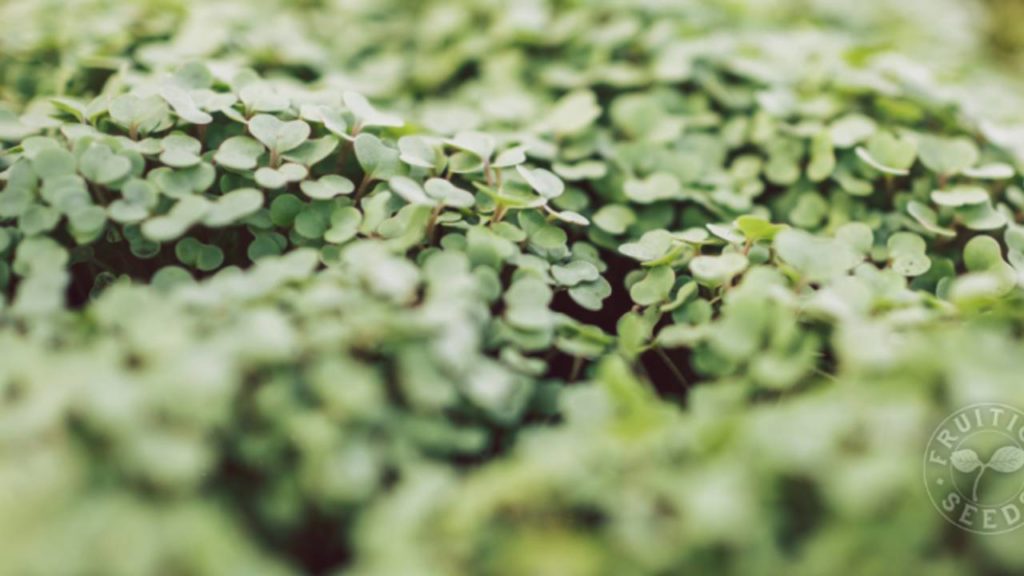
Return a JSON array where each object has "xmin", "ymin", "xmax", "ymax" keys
[{"xmin": 2, "ymin": 1, "xmax": 1024, "ymax": 575}]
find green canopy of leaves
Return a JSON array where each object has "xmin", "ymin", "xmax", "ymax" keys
[{"xmin": 2, "ymin": 0, "xmax": 1024, "ymax": 575}]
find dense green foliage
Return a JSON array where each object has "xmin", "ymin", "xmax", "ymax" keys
[{"xmin": 3, "ymin": 0, "xmax": 1024, "ymax": 574}]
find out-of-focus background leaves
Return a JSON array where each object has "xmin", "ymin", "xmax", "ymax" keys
[{"xmin": 0, "ymin": 0, "xmax": 1018, "ymax": 102}]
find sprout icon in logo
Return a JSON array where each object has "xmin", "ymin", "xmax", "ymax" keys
[
  {"xmin": 924, "ymin": 403, "xmax": 1024, "ymax": 534},
  {"xmin": 951, "ymin": 446, "xmax": 1024, "ymax": 502}
]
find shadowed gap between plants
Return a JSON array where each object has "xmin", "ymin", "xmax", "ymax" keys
[{"xmin": 549, "ymin": 248, "xmax": 701, "ymax": 404}]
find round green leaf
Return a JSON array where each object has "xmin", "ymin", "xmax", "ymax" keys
[
  {"xmin": 689, "ymin": 253, "xmax": 748, "ymax": 287},
  {"xmin": 516, "ymin": 165, "xmax": 565, "ymax": 199},
  {"xmin": 31, "ymin": 147, "xmax": 76, "ymax": 180},
  {"xmin": 248, "ymin": 114, "xmax": 311, "ymax": 154},
  {"xmin": 203, "ymin": 188, "xmax": 264, "ymax": 227},
  {"xmin": 630, "ymin": 265, "xmax": 676, "ymax": 306},
  {"xmin": 214, "ymin": 136, "xmax": 264, "ymax": 171},
  {"xmin": 301, "ymin": 175, "xmax": 355, "ymax": 200},
  {"xmin": 918, "ymin": 135, "xmax": 979, "ymax": 176},
  {"xmin": 424, "ymin": 178, "xmax": 474, "ymax": 208}
]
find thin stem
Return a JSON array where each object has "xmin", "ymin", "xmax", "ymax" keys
[
  {"xmin": 569, "ymin": 356, "xmax": 584, "ymax": 382},
  {"xmin": 655, "ymin": 347, "xmax": 688, "ymax": 390},
  {"xmin": 335, "ymin": 137, "xmax": 355, "ymax": 172},
  {"xmin": 353, "ymin": 174, "xmax": 373, "ymax": 202},
  {"xmin": 425, "ymin": 204, "xmax": 444, "ymax": 241},
  {"xmin": 484, "ymin": 160, "xmax": 494, "ymax": 186},
  {"xmin": 89, "ymin": 181, "xmax": 110, "ymax": 206},
  {"xmin": 972, "ymin": 466, "xmax": 988, "ymax": 502},
  {"xmin": 491, "ymin": 203, "xmax": 508, "ymax": 226},
  {"xmin": 811, "ymin": 367, "xmax": 838, "ymax": 382}
]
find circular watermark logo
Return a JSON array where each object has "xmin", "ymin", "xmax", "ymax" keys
[{"xmin": 924, "ymin": 403, "xmax": 1024, "ymax": 534}]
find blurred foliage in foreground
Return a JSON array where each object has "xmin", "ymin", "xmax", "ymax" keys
[{"xmin": 3, "ymin": 0, "xmax": 1024, "ymax": 574}]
